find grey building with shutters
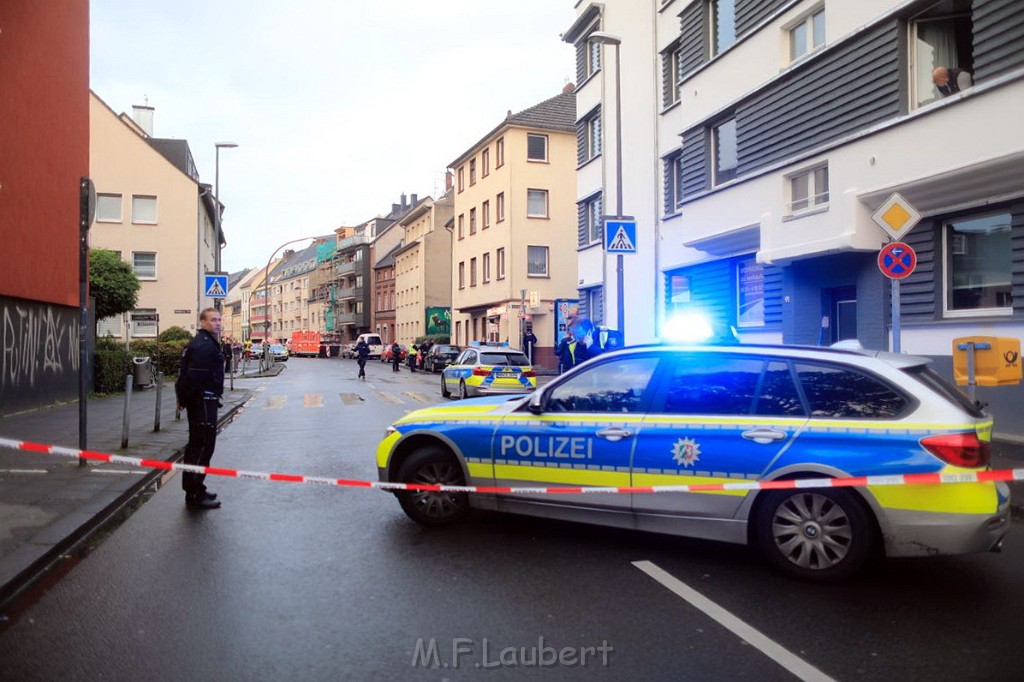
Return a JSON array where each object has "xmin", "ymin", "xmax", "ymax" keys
[{"xmin": 566, "ymin": 0, "xmax": 1024, "ymax": 436}]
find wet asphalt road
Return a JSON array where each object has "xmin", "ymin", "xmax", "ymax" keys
[{"xmin": 0, "ymin": 357, "xmax": 1022, "ymax": 681}]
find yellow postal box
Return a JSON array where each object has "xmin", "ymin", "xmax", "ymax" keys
[{"xmin": 952, "ymin": 336, "xmax": 1022, "ymax": 386}]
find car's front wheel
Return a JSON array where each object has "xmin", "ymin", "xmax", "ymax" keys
[
  {"xmin": 396, "ymin": 447, "xmax": 470, "ymax": 526},
  {"xmin": 756, "ymin": 488, "xmax": 874, "ymax": 581}
]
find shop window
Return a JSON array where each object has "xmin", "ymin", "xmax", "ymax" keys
[{"xmin": 944, "ymin": 212, "xmax": 1012, "ymax": 315}]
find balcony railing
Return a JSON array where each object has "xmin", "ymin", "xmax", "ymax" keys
[
  {"xmin": 336, "ymin": 286, "xmax": 363, "ymax": 301},
  {"xmin": 335, "ymin": 311, "xmax": 368, "ymax": 326}
]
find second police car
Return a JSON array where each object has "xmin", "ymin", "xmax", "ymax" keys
[
  {"xmin": 440, "ymin": 341, "xmax": 536, "ymax": 399},
  {"xmin": 378, "ymin": 343, "xmax": 1010, "ymax": 581}
]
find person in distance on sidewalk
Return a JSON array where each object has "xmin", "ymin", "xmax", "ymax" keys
[{"xmin": 175, "ymin": 308, "xmax": 225, "ymax": 510}]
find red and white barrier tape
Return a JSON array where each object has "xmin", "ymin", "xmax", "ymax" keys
[{"xmin": 1, "ymin": 436, "xmax": 1022, "ymax": 495}]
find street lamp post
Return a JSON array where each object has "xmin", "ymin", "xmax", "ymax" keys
[
  {"xmin": 589, "ymin": 32, "xmax": 626, "ymax": 341},
  {"xmin": 260, "ymin": 237, "xmax": 318, "ymax": 371},
  {"xmin": 213, "ymin": 142, "xmax": 238, "ymax": 313}
]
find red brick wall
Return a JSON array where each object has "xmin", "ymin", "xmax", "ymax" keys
[{"xmin": 0, "ymin": 0, "xmax": 90, "ymax": 307}]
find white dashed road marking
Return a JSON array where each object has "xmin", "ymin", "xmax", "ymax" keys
[{"xmin": 633, "ymin": 561, "xmax": 837, "ymax": 682}]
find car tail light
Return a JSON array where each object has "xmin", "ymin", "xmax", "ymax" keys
[
  {"xmin": 920, "ymin": 432, "xmax": 990, "ymax": 468},
  {"xmin": 472, "ymin": 367, "xmax": 491, "ymax": 377},
  {"xmin": 522, "ymin": 370, "xmax": 536, "ymax": 377}
]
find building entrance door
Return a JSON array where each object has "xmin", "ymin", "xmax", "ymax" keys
[{"xmin": 826, "ymin": 286, "xmax": 857, "ymax": 344}]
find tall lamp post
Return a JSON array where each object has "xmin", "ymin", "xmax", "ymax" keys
[
  {"xmin": 213, "ymin": 142, "xmax": 238, "ymax": 312},
  {"xmin": 589, "ymin": 32, "xmax": 625, "ymax": 341},
  {"xmin": 260, "ymin": 237, "xmax": 318, "ymax": 371}
]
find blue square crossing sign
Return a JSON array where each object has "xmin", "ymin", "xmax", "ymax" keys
[
  {"xmin": 204, "ymin": 274, "xmax": 228, "ymax": 298},
  {"xmin": 605, "ymin": 219, "xmax": 637, "ymax": 253}
]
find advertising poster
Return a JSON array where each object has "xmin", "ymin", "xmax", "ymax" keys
[
  {"xmin": 425, "ymin": 307, "xmax": 451, "ymax": 336},
  {"xmin": 737, "ymin": 259, "xmax": 765, "ymax": 328},
  {"xmin": 555, "ymin": 299, "xmax": 579, "ymax": 345}
]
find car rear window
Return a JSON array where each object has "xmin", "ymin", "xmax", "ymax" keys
[
  {"xmin": 481, "ymin": 352, "xmax": 530, "ymax": 366},
  {"xmin": 903, "ymin": 365, "xmax": 986, "ymax": 418},
  {"xmin": 795, "ymin": 363, "xmax": 909, "ymax": 418}
]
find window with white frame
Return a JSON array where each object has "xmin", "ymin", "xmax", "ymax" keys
[
  {"xmin": 96, "ymin": 194, "xmax": 123, "ymax": 222},
  {"xmin": 527, "ymin": 134, "xmax": 548, "ymax": 162},
  {"xmin": 910, "ymin": 0, "xmax": 974, "ymax": 109},
  {"xmin": 662, "ymin": 41, "xmax": 682, "ymax": 108},
  {"xmin": 496, "ymin": 137, "xmax": 505, "ymax": 167},
  {"xmin": 132, "ymin": 252, "xmax": 157, "ymax": 278},
  {"xmin": 944, "ymin": 212, "xmax": 1013, "ymax": 314},
  {"xmin": 579, "ymin": 28, "xmax": 602, "ymax": 81},
  {"xmin": 578, "ymin": 107, "xmax": 602, "ymax": 164},
  {"xmin": 527, "ymin": 245, "xmax": 549, "ymax": 277},
  {"xmin": 527, "ymin": 189, "xmax": 549, "ymax": 218},
  {"xmin": 458, "ymin": 261, "xmax": 465, "ymax": 289},
  {"xmin": 131, "ymin": 195, "xmax": 157, "ymax": 223},
  {"xmin": 710, "ymin": 0, "xmax": 737, "ymax": 57},
  {"xmin": 497, "ymin": 248, "xmax": 506, "ymax": 279},
  {"xmin": 712, "ymin": 117, "xmax": 738, "ymax": 185},
  {"xmin": 496, "ymin": 193, "xmax": 505, "ymax": 222},
  {"xmin": 483, "ymin": 252, "xmax": 491, "ymax": 283},
  {"xmin": 458, "ymin": 214, "xmax": 465, "ymax": 239},
  {"xmin": 664, "ymin": 151, "xmax": 685, "ymax": 214},
  {"xmin": 469, "ymin": 159, "xmax": 477, "ymax": 186},
  {"xmin": 482, "ymin": 200, "xmax": 490, "ymax": 229},
  {"xmin": 786, "ymin": 164, "xmax": 829, "ymax": 214},
  {"xmin": 482, "ymin": 149, "xmax": 490, "ymax": 177},
  {"xmin": 457, "ymin": 167, "xmax": 465, "ymax": 192},
  {"xmin": 97, "ymin": 314, "xmax": 122, "ymax": 338},
  {"xmin": 788, "ymin": 6, "xmax": 825, "ymax": 63},
  {"xmin": 580, "ymin": 193, "xmax": 603, "ymax": 246},
  {"xmin": 470, "ymin": 208, "xmax": 477, "ymax": 235}
]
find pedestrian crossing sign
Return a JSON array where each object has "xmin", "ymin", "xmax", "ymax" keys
[
  {"xmin": 204, "ymin": 274, "xmax": 228, "ymax": 298},
  {"xmin": 605, "ymin": 219, "xmax": 637, "ymax": 253}
]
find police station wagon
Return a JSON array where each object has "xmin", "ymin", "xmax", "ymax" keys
[
  {"xmin": 377, "ymin": 344, "xmax": 1010, "ymax": 580},
  {"xmin": 440, "ymin": 342, "xmax": 536, "ymax": 399}
]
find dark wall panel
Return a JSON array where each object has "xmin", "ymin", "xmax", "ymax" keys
[
  {"xmin": 677, "ymin": 2, "xmax": 705, "ymax": 79},
  {"xmin": 1, "ymin": 297, "xmax": 80, "ymax": 414},
  {"xmin": 736, "ymin": 0, "xmax": 792, "ymax": 37},
  {"xmin": 973, "ymin": 0, "xmax": 1024, "ymax": 82},
  {"xmin": 680, "ymin": 128, "xmax": 707, "ymax": 197}
]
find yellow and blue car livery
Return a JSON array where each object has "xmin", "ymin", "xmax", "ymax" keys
[
  {"xmin": 380, "ymin": 344, "xmax": 1010, "ymax": 578},
  {"xmin": 440, "ymin": 343, "xmax": 536, "ymax": 398}
]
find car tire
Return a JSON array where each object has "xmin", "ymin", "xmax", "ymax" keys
[
  {"xmin": 396, "ymin": 447, "xmax": 470, "ymax": 526},
  {"xmin": 459, "ymin": 380, "xmax": 469, "ymax": 400},
  {"xmin": 755, "ymin": 488, "xmax": 874, "ymax": 582},
  {"xmin": 441, "ymin": 375, "xmax": 451, "ymax": 398}
]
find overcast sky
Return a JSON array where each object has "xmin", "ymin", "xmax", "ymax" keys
[{"xmin": 90, "ymin": 0, "xmax": 577, "ymax": 273}]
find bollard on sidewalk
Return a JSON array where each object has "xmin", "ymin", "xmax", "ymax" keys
[
  {"xmin": 153, "ymin": 370, "xmax": 164, "ymax": 432},
  {"xmin": 121, "ymin": 374, "xmax": 133, "ymax": 449}
]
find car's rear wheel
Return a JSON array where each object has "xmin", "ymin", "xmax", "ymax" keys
[
  {"xmin": 459, "ymin": 380, "xmax": 469, "ymax": 400},
  {"xmin": 396, "ymin": 447, "xmax": 469, "ymax": 526},
  {"xmin": 440, "ymin": 375, "xmax": 451, "ymax": 398},
  {"xmin": 755, "ymin": 488, "xmax": 874, "ymax": 582}
]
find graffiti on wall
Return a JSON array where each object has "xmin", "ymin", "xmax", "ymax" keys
[{"xmin": 1, "ymin": 297, "xmax": 80, "ymax": 413}]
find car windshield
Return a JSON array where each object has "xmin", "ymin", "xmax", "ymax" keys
[
  {"xmin": 481, "ymin": 352, "xmax": 530, "ymax": 366},
  {"xmin": 270, "ymin": 344, "xmax": 285, "ymax": 352}
]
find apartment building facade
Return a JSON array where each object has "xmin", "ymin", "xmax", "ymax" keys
[
  {"xmin": 393, "ymin": 194, "xmax": 455, "ymax": 345},
  {"xmin": 449, "ymin": 88, "xmax": 580, "ymax": 368},
  {"xmin": 567, "ymin": 0, "xmax": 1024, "ymax": 432},
  {"xmin": 373, "ymin": 244, "xmax": 402, "ymax": 344},
  {"xmin": 264, "ymin": 244, "xmax": 318, "ymax": 343},
  {"xmin": 90, "ymin": 94, "xmax": 220, "ymax": 340}
]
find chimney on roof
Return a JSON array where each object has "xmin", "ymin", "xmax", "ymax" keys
[
  {"xmin": 506, "ymin": 109, "xmax": 512, "ymax": 119},
  {"xmin": 392, "ymin": 203, "xmax": 400, "ymax": 214},
  {"xmin": 401, "ymin": 192, "xmax": 408, "ymax": 209},
  {"xmin": 445, "ymin": 171, "xmax": 453, "ymax": 192},
  {"xmin": 132, "ymin": 104, "xmax": 154, "ymax": 136},
  {"xmin": 410, "ymin": 193, "xmax": 418, "ymax": 205},
  {"xmin": 563, "ymin": 82, "xmax": 576, "ymax": 94}
]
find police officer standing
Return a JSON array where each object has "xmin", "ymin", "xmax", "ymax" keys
[
  {"xmin": 175, "ymin": 308, "xmax": 225, "ymax": 510},
  {"xmin": 354, "ymin": 337, "xmax": 370, "ymax": 380}
]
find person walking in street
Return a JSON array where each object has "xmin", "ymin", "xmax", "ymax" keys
[
  {"xmin": 391, "ymin": 341, "xmax": 402, "ymax": 372},
  {"xmin": 355, "ymin": 337, "xmax": 370, "ymax": 380},
  {"xmin": 175, "ymin": 308, "xmax": 225, "ymax": 510}
]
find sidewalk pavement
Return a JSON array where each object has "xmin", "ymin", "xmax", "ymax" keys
[{"xmin": 0, "ymin": 379, "xmax": 254, "ymax": 611}]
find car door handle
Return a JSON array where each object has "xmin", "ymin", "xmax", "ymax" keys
[
  {"xmin": 596, "ymin": 427, "xmax": 633, "ymax": 442},
  {"xmin": 741, "ymin": 428, "xmax": 788, "ymax": 444}
]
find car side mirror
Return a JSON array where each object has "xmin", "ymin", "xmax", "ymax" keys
[{"xmin": 527, "ymin": 391, "xmax": 544, "ymax": 414}]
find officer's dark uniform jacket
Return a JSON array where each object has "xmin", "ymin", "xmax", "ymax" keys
[{"xmin": 176, "ymin": 329, "xmax": 225, "ymax": 405}]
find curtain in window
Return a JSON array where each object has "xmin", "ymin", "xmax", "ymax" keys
[{"xmin": 915, "ymin": 19, "xmax": 956, "ymax": 105}]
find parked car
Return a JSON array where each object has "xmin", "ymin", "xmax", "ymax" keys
[
  {"xmin": 440, "ymin": 342, "xmax": 535, "ymax": 399},
  {"xmin": 268, "ymin": 343, "xmax": 289, "ymax": 362},
  {"xmin": 381, "ymin": 344, "xmax": 408, "ymax": 364},
  {"xmin": 377, "ymin": 342, "xmax": 1009, "ymax": 581},
  {"xmin": 340, "ymin": 343, "xmax": 357, "ymax": 359},
  {"xmin": 249, "ymin": 342, "xmax": 264, "ymax": 360},
  {"xmin": 422, "ymin": 344, "xmax": 462, "ymax": 373}
]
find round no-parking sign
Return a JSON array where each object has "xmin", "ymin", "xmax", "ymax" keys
[{"xmin": 878, "ymin": 242, "xmax": 917, "ymax": 279}]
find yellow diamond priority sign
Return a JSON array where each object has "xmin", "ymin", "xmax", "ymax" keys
[{"xmin": 871, "ymin": 193, "xmax": 922, "ymax": 241}]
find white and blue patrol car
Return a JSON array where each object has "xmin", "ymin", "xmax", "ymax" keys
[
  {"xmin": 439, "ymin": 342, "xmax": 536, "ymax": 399},
  {"xmin": 377, "ymin": 343, "xmax": 1010, "ymax": 580}
]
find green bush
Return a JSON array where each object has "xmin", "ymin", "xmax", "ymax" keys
[
  {"xmin": 94, "ymin": 348, "xmax": 132, "ymax": 394},
  {"xmin": 152, "ymin": 339, "xmax": 189, "ymax": 377},
  {"xmin": 158, "ymin": 326, "xmax": 192, "ymax": 342},
  {"xmin": 96, "ymin": 334, "xmax": 124, "ymax": 351},
  {"xmin": 415, "ymin": 333, "xmax": 451, "ymax": 345}
]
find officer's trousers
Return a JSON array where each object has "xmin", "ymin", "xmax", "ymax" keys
[{"xmin": 182, "ymin": 395, "xmax": 219, "ymax": 497}]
